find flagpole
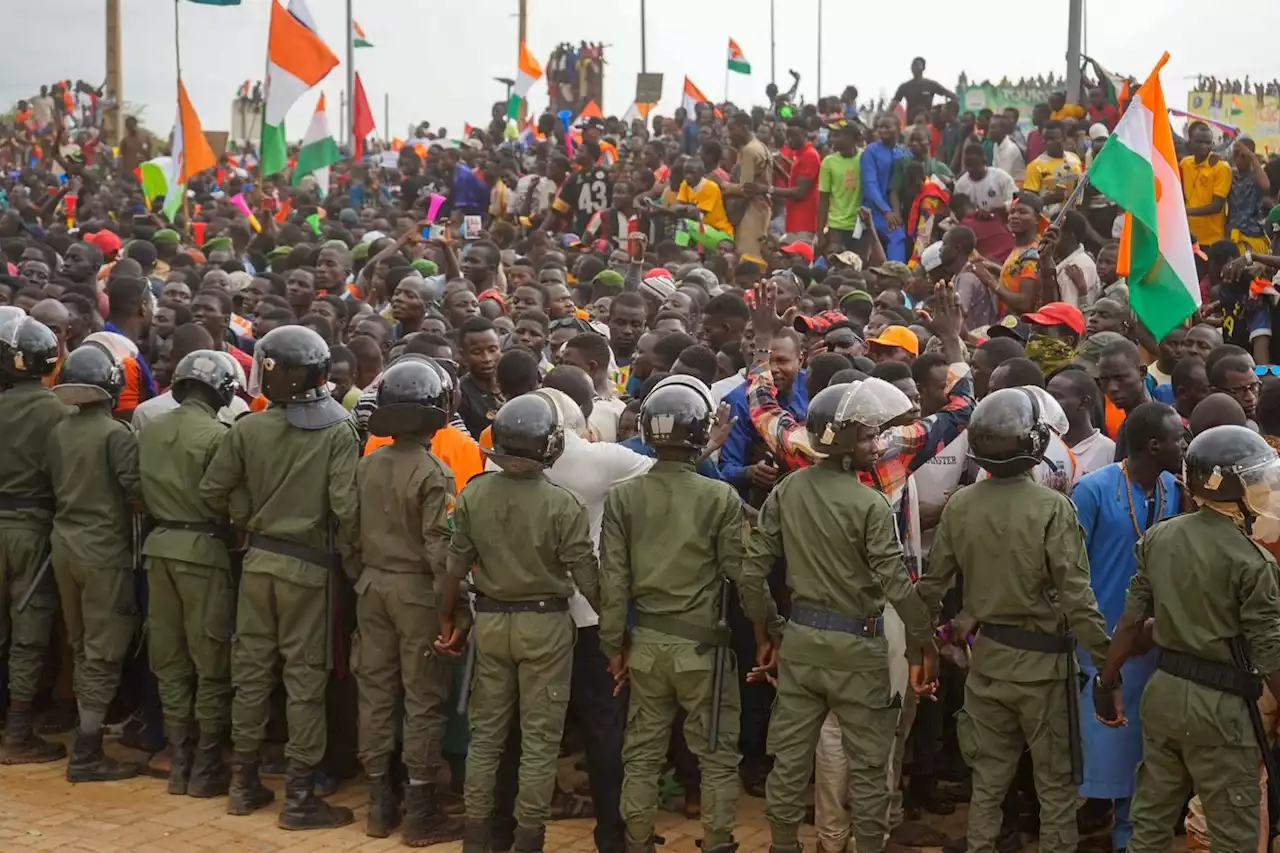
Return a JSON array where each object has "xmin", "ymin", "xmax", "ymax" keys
[
  {"xmin": 346, "ymin": 0, "xmax": 355, "ymax": 158},
  {"xmin": 769, "ymin": 0, "xmax": 776, "ymax": 85},
  {"xmin": 816, "ymin": 0, "xmax": 822, "ymax": 101},
  {"xmin": 258, "ymin": 1, "xmax": 271, "ymax": 177},
  {"xmin": 174, "ymin": 0, "xmax": 190, "ymax": 229}
]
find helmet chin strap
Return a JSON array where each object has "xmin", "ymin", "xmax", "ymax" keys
[{"xmin": 1238, "ymin": 499, "xmax": 1256, "ymax": 537}]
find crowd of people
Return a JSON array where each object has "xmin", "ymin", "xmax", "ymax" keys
[{"xmin": 4, "ymin": 54, "xmax": 1280, "ymax": 853}]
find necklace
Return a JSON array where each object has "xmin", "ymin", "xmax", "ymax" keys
[{"xmin": 1120, "ymin": 460, "xmax": 1164, "ymax": 539}]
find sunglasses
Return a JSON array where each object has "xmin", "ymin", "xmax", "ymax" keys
[{"xmin": 1255, "ymin": 365, "xmax": 1280, "ymax": 377}]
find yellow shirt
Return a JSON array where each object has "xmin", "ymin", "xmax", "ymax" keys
[
  {"xmin": 1022, "ymin": 152, "xmax": 1083, "ymax": 203},
  {"xmin": 1049, "ymin": 104, "xmax": 1086, "ymax": 121},
  {"xmin": 1179, "ymin": 155, "xmax": 1232, "ymax": 245},
  {"xmin": 677, "ymin": 178, "xmax": 734, "ymax": 235}
]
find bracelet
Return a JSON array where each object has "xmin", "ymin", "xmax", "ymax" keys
[{"xmin": 1094, "ymin": 672, "xmax": 1122, "ymax": 691}]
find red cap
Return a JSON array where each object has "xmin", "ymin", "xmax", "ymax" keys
[
  {"xmin": 794, "ymin": 309, "xmax": 849, "ymax": 333},
  {"xmin": 1023, "ymin": 302, "xmax": 1085, "ymax": 335},
  {"xmin": 84, "ymin": 229, "xmax": 122, "ymax": 259},
  {"xmin": 780, "ymin": 241, "xmax": 815, "ymax": 264}
]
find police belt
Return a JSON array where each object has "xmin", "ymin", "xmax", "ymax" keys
[
  {"xmin": 473, "ymin": 595, "xmax": 569, "ymax": 614},
  {"xmin": 0, "ymin": 494, "xmax": 55, "ymax": 512},
  {"xmin": 634, "ymin": 612, "xmax": 731, "ymax": 646},
  {"xmin": 980, "ymin": 623, "xmax": 1075, "ymax": 654},
  {"xmin": 1156, "ymin": 646, "xmax": 1263, "ymax": 699},
  {"xmin": 153, "ymin": 518, "xmax": 232, "ymax": 541},
  {"xmin": 790, "ymin": 606, "xmax": 884, "ymax": 639},
  {"xmin": 246, "ymin": 533, "xmax": 340, "ymax": 571}
]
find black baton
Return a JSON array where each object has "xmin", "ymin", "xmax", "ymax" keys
[{"xmin": 708, "ymin": 577, "xmax": 731, "ymax": 754}]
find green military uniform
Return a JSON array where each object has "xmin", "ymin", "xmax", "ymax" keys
[
  {"xmin": 1120, "ymin": 508, "xmax": 1280, "ymax": 852},
  {"xmin": 916, "ymin": 474, "xmax": 1111, "ymax": 853},
  {"xmin": 745, "ymin": 460, "xmax": 934, "ymax": 853},
  {"xmin": 137, "ymin": 398, "xmax": 234, "ymax": 744},
  {"xmin": 47, "ymin": 405, "xmax": 142, "ymax": 722},
  {"xmin": 599, "ymin": 459, "xmax": 777, "ymax": 851},
  {"xmin": 0, "ymin": 383, "xmax": 69, "ymax": 712},
  {"xmin": 354, "ymin": 438, "xmax": 456, "ymax": 780},
  {"xmin": 447, "ymin": 470, "xmax": 599, "ymax": 837},
  {"xmin": 199, "ymin": 406, "xmax": 360, "ymax": 771}
]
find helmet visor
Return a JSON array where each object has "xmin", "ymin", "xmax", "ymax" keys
[
  {"xmin": 1242, "ymin": 456, "xmax": 1280, "ymax": 524},
  {"xmin": 834, "ymin": 377, "xmax": 912, "ymax": 430}
]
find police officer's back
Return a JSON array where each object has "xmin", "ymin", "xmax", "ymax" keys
[
  {"xmin": 48, "ymin": 343, "xmax": 143, "ymax": 782},
  {"xmin": 199, "ymin": 325, "xmax": 359, "ymax": 830},
  {"xmin": 599, "ymin": 375, "xmax": 777, "ymax": 853},
  {"xmin": 137, "ymin": 349, "xmax": 241, "ymax": 797},
  {"xmin": 916, "ymin": 386, "xmax": 1110, "ymax": 853},
  {"xmin": 1095, "ymin": 425, "xmax": 1280, "ymax": 852},
  {"xmin": 439, "ymin": 390, "xmax": 598, "ymax": 853},
  {"xmin": 0, "ymin": 310, "xmax": 69, "ymax": 764}
]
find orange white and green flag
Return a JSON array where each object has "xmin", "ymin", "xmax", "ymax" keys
[
  {"xmin": 507, "ymin": 42, "xmax": 544, "ymax": 120},
  {"xmin": 162, "ymin": 79, "xmax": 217, "ymax": 220},
  {"xmin": 1086, "ymin": 52, "xmax": 1199, "ymax": 340},
  {"xmin": 262, "ymin": 0, "xmax": 339, "ymax": 176},
  {"xmin": 353, "ymin": 20, "xmax": 372, "ymax": 48},
  {"xmin": 727, "ymin": 39, "xmax": 750, "ymax": 74}
]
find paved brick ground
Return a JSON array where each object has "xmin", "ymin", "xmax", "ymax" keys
[{"xmin": 0, "ymin": 735, "xmax": 1187, "ymax": 852}]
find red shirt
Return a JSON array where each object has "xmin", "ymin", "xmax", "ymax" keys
[
  {"xmin": 1087, "ymin": 103, "xmax": 1120, "ymax": 131},
  {"xmin": 226, "ymin": 344, "xmax": 254, "ymax": 377},
  {"xmin": 961, "ymin": 213, "xmax": 1016, "ymax": 263},
  {"xmin": 1026, "ymin": 129, "xmax": 1046, "ymax": 162},
  {"xmin": 783, "ymin": 142, "xmax": 822, "ymax": 234}
]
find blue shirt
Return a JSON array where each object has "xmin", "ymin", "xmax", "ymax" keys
[
  {"xmin": 619, "ymin": 435, "xmax": 719, "ymax": 480},
  {"xmin": 718, "ymin": 371, "xmax": 809, "ymax": 496},
  {"xmin": 860, "ymin": 141, "xmax": 904, "ymax": 219},
  {"xmin": 451, "ymin": 163, "xmax": 489, "ymax": 216}
]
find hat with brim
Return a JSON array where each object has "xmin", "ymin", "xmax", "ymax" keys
[
  {"xmin": 52, "ymin": 384, "xmax": 112, "ymax": 406},
  {"xmin": 871, "ymin": 261, "xmax": 911, "ymax": 281},
  {"xmin": 865, "ymin": 324, "xmax": 920, "ymax": 357},
  {"xmin": 367, "ymin": 402, "xmax": 447, "ymax": 438},
  {"xmin": 1072, "ymin": 330, "xmax": 1130, "ymax": 378},
  {"xmin": 830, "ymin": 251, "xmax": 862, "ymax": 270},
  {"xmin": 201, "ymin": 236, "xmax": 233, "ymax": 254},
  {"xmin": 152, "ymin": 228, "xmax": 180, "ymax": 246},
  {"xmin": 1023, "ymin": 301, "xmax": 1085, "ymax": 336},
  {"xmin": 987, "ymin": 315, "xmax": 1033, "ymax": 344}
]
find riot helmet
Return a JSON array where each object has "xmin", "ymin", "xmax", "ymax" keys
[
  {"xmin": 639, "ymin": 374, "xmax": 715, "ymax": 450},
  {"xmin": 54, "ymin": 342, "xmax": 124, "ymax": 406},
  {"xmin": 251, "ymin": 325, "xmax": 332, "ymax": 404},
  {"xmin": 172, "ymin": 349, "xmax": 240, "ymax": 408},
  {"xmin": 368, "ymin": 359, "xmax": 449, "ymax": 437},
  {"xmin": 1186, "ymin": 425, "xmax": 1280, "ymax": 529},
  {"xmin": 806, "ymin": 377, "xmax": 912, "ymax": 462},
  {"xmin": 0, "ymin": 312, "xmax": 59, "ymax": 382},
  {"xmin": 485, "ymin": 390, "xmax": 565, "ymax": 473},
  {"xmin": 967, "ymin": 386, "xmax": 1053, "ymax": 477}
]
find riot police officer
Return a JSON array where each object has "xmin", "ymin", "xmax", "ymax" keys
[
  {"xmin": 437, "ymin": 391, "xmax": 600, "ymax": 853},
  {"xmin": 355, "ymin": 359, "xmax": 465, "ymax": 846},
  {"xmin": 1095, "ymin": 425, "xmax": 1280, "ymax": 852},
  {"xmin": 600, "ymin": 375, "xmax": 779, "ymax": 853},
  {"xmin": 200, "ymin": 325, "xmax": 360, "ymax": 829},
  {"xmin": 916, "ymin": 387, "xmax": 1111, "ymax": 853},
  {"xmin": 746, "ymin": 377, "xmax": 934, "ymax": 853},
  {"xmin": 137, "ymin": 350, "xmax": 241, "ymax": 796},
  {"xmin": 0, "ymin": 310, "xmax": 68, "ymax": 764},
  {"xmin": 49, "ymin": 343, "xmax": 143, "ymax": 782}
]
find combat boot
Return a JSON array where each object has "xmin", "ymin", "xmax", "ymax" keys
[
  {"xmin": 226, "ymin": 753, "xmax": 275, "ymax": 815},
  {"xmin": 278, "ymin": 763, "xmax": 354, "ymax": 830},
  {"xmin": 167, "ymin": 727, "xmax": 194, "ymax": 795},
  {"xmin": 401, "ymin": 782, "xmax": 465, "ymax": 847},
  {"xmin": 364, "ymin": 772, "xmax": 400, "ymax": 838},
  {"xmin": 768, "ymin": 844, "xmax": 803, "ymax": 853},
  {"xmin": 461, "ymin": 818, "xmax": 491, "ymax": 853},
  {"xmin": 0, "ymin": 705, "xmax": 65, "ymax": 764},
  {"xmin": 66, "ymin": 728, "xmax": 139, "ymax": 782},
  {"xmin": 513, "ymin": 825, "xmax": 547, "ymax": 852},
  {"xmin": 703, "ymin": 844, "xmax": 739, "ymax": 853},
  {"xmin": 187, "ymin": 733, "xmax": 229, "ymax": 797}
]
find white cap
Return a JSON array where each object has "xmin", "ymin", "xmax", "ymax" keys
[{"xmin": 1089, "ymin": 122, "xmax": 1110, "ymax": 141}]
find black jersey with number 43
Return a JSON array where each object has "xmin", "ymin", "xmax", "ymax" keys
[{"xmin": 554, "ymin": 167, "xmax": 613, "ymax": 235}]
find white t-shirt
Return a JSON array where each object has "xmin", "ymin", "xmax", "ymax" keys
[
  {"xmin": 710, "ymin": 371, "xmax": 745, "ymax": 404},
  {"xmin": 1056, "ymin": 244, "xmax": 1102, "ymax": 308},
  {"xmin": 1069, "ymin": 429, "xmax": 1116, "ymax": 477},
  {"xmin": 992, "ymin": 137, "xmax": 1026, "ymax": 183},
  {"xmin": 131, "ymin": 390, "xmax": 250, "ymax": 432},
  {"xmin": 544, "ymin": 431, "xmax": 654, "ymax": 627},
  {"xmin": 589, "ymin": 396, "xmax": 626, "ymax": 443},
  {"xmin": 954, "ymin": 167, "xmax": 1016, "ymax": 212}
]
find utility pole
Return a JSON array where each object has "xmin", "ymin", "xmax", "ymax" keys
[
  {"xmin": 105, "ymin": 0, "xmax": 123, "ymax": 145},
  {"xmin": 639, "ymin": 0, "xmax": 646, "ymax": 72},
  {"xmin": 517, "ymin": 0, "xmax": 528, "ymax": 122},
  {"xmin": 346, "ymin": 0, "xmax": 355, "ymax": 150},
  {"xmin": 816, "ymin": 0, "xmax": 822, "ymax": 100},
  {"xmin": 1066, "ymin": 0, "xmax": 1083, "ymax": 104}
]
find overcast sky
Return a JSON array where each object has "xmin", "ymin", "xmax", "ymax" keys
[{"xmin": 5, "ymin": 0, "xmax": 1276, "ymax": 142}]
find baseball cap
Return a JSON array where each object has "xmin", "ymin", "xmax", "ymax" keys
[
  {"xmin": 1073, "ymin": 330, "xmax": 1129, "ymax": 378},
  {"xmin": 1024, "ymin": 301, "xmax": 1086, "ymax": 335},
  {"xmin": 1089, "ymin": 123, "xmax": 1110, "ymax": 141},
  {"xmin": 872, "ymin": 261, "xmax": 911, "ymax": 281},
  {"xmin": 1013, "ymin": 191, "xmax": 1044, "ymax": 216},
  {"xmin": 85, "ymin": 229, "xmax": 122, "ymax": 258},
  {"xmin": 829, "ymin": 250, "xmax": 863, "ymax": 271},
  {"xmin": 780, "ymin": 241, "xmax": 815, "ymax": 264},
  {"xmin": 866, "ymin": 325, "xmax": 920, "ymax": 357},
  {"xmin": 794, "ymin": 310, "xmax": 849, "ymax": 333},
  {"xmin": 986, "ymin": 315, "xmax": 1033, "ymax": 344}
]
